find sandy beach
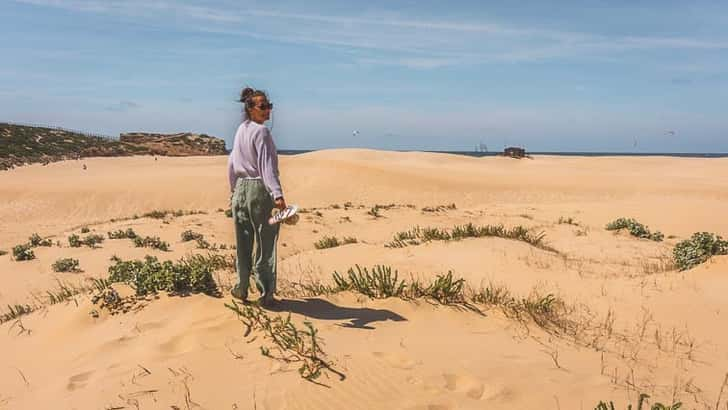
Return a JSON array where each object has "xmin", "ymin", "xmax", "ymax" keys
[{"xmin": 1, "ymin": 151, "xmax": 728, "ymax": 409}]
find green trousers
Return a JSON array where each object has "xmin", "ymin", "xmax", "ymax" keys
[{"xmin": 231, "ymin": 178, "xmax": 280, "ymax": 300}]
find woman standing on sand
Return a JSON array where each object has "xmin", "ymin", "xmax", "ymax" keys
[{"xmin": 227, "ymin": 87, "xmax": 286, "ymax": 306}]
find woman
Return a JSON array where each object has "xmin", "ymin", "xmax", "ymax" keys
[{"xmin": 227, "ymin": 87, "xmax": 286, "ymax": 306}]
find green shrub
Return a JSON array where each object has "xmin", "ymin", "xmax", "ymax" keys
[
  {"xmin": 108, "ymin": 228, "xmax": 138, "ymax": 239},
  {"xmin": 673, "ymin": 232, "xmax": 728, "ymax": 271},
  {"xmin": 142, "ymin": 210, "xmax": 169, "ymax": 219},
  {"xmin": 12, "ymin": 244, "xmax": 35, "ymax": 261},
  {"xmin": 0, "ymin": 249, "xmax": 7, "ymax": 256},
  {"xmin": 605, "ymin": 218, "xmax": 664, "ymax": 241},
  {"xmin": 108, "ymin": 255, "xmax": 218, "ymax": 296},
  {"xmin": 52, "ymin": 258, "xmax": 80, "ymax": 272},
  {"xmin": 225, "ymin": 208, "xmax": 233, "ymax": 218},
  {"xmin": 333, "ymin": 265, "xmax": 406, "ymax": 298},
  {"xmin": 133, "ymin": 236, "xmax": 170, "ymax": 251},
  {"xmin": 68, "ymin": 233, "xmax": 104, "ymax": 248},
  {"xmin": 29, "ymin": 233, "xmax": 52, "ymax": 247},
  {"xmin": 181, "ymin": 230, "xmax": 204, "ymax": 242},
  {"xmin": 83, "ymin": 234, "xmax": 105, "ymax": 247},
  {"xmin": 80, "ymin": 227, "xmax": 90, "ymax": 233},
  {"xmin": 68, "ymin": 234, "xmax": 82, "ymax": 247}
]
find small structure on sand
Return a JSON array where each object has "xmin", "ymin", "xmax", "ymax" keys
[{"xmin": 503, "ymin": 146, "xmax": 526, "ymax": 158}]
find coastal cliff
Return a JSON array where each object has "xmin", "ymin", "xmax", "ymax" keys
[{"xmin": 0, "ymin": 123, "xmax": 227, "ymax": 170}]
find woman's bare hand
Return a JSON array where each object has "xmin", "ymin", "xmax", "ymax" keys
[{"xmin": 274, "ymin": 197, "xmax": 287, "ymax": 210}]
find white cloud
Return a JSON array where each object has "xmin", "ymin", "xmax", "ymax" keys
[{"xmin": 11, "ymin": 0, "xmax": 728, "ymax": 69}]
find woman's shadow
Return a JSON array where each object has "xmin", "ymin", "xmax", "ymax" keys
[{"xmin": 267, "ymin": 298, "xmax": 407, "ymax": 330}]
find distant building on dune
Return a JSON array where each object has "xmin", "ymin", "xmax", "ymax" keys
[{"xmin": 503, "ymin": 146, "xmax": 527, "ymax": 158}]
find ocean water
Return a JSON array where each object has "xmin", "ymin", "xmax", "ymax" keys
[{"xmin": 277, "ymin": 150, "xmax": 728, "ymax": 158}]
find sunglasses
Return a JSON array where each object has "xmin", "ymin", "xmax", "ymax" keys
[{"xmin": 254, "ymin": 102, "xmax": 273, "ymax": 110}]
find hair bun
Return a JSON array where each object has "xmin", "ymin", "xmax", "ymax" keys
[{"xmin": 240, "ymin": 87, "xmax": 255, "ymax": 102}]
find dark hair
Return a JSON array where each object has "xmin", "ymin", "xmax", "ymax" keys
[{"xmin": 239, "ymin": 87, "xmax": 268, "ymax": 119}]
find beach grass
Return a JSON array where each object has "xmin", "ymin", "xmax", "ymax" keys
[
  {"xmin": 314, "ymin": 236, "xmax": 358, "ymax": 249},
  {"xmin": 386, "ymin": 223, "xmax": 555, "ymax": 252}
]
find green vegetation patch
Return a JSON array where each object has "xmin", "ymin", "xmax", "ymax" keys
[
  {"xmin": 52, "ymin": 258, "xmax": 81, "ymax": 272},
  {"xmin": 12, "ymin": 243, "xmax": 35, "ymax": 261},
  {"xmin": 422, "ymin": 203, "xmax": 457, "ymax": 212},
  {"xmin": 68, "ymin": 233, "xmax": 105, "ymax": 248},
  {"xmin": 386, "ymin": 223, "xmax": 554, "ymax": 252},
  {"xmin": 605, "ymin": 217, "xmax": 664, "ymax": 241},
  {"xmin": 179, "ymin": 230, "xmax": 214, "ymax": 249},
  {"xmin": 332, "ymin": 265, "xmax": 407, "ymax": 299},
  {"xmin": 142, "ymin": 209, "xmax": 207, "ymax": 219},
  {"xmin": 225, "ymin": 300, "xmax": 344, "ymax": 384},
  {"xmin": 181, "ymin": 230, "xmax": 204, "ymax": 242},
  {"xmin": 133, "ymin": 236, "xmax": 170, "ymax": 251},
  {"xmin": 302, "ymin": 265, "xmax": 466, "ymax": 305},
  {"xmin": 108, "ymin": 228, "xmax": 138, "ymax": 239},
  {"xmin": 0, "ymin": 122, "xmax": 148, "ymax": 170},
  {"xmin": 108, "ymin": 255, "xmax": 219, "ymax": 296},
  {"xmin": 28, "ymin": 233, "xmax": 53, "ymax": 247},
  {"xmin": 314, "ymin": 236, "xmax": 358, "ymax": 250},
  {"xmin": 673, "ymin": 232, "xmax": 728, "ymax": 271},
  {"xmin": 291, "ymin": 265, "xmax": 568, "ymax": 333}
]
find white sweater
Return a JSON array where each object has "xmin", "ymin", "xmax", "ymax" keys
[{"xmin": 227, "ymin": 120, "xmax": 283, "ymax": 199}]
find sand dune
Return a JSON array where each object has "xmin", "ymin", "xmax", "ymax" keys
[{"xmin": 1, "ymin": 151, "xmax": 728, "ymax": 409}]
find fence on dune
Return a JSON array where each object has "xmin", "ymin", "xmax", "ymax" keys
[{"xmin": 1, "ymin": 120, "xmax": 118, "ymax": 141}]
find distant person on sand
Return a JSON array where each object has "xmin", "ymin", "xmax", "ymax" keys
[{"xmin": 227, "ymin": 87, "xmax": 285, "ymax": 307}]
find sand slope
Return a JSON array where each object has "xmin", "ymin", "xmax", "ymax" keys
[{"xmin": 1, "ymin": 151, "xmax": 728, "ymax": 409}]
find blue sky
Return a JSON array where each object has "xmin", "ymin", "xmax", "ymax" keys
[{"xmin": 1, "ymin": 0, "xmax": 727, "ymax": 152}]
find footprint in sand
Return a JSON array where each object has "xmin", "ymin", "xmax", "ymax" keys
[
  {"xmin": 66, "ymin": 370, "xmax": 93, "ymax": 391},
  {"xmin": 442, "ymin": 373, "xmax": 485, "ymax": 400},
  {"xmin": 372, "ymin": 351, "xmax": 419, "ymax": 370}
]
